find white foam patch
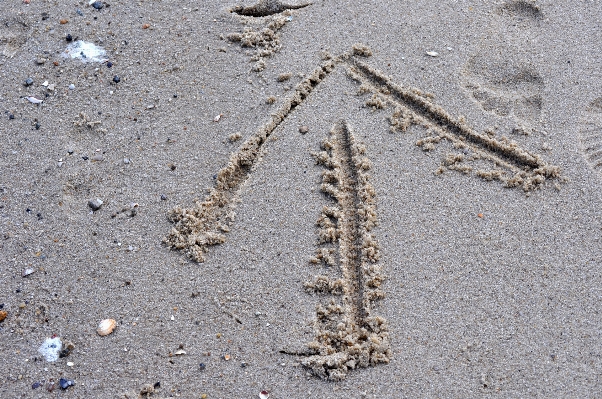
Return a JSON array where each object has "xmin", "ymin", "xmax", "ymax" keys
[
  {"xmin": 38, "ymin": 337, "xmax": 62, "ymax": 362},
  {"xmin": 64, "ymin": 41, "xmax": 107, "ymax": 63}
]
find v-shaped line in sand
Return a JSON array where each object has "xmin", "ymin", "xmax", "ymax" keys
[{"xmin": 163, "ymin": 47, "xmax": 561, "ymax": 380}]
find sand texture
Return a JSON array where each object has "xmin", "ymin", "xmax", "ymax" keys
[{"xmin": 1, "ymin": 0, "xmax": 602, "ymax": 397}]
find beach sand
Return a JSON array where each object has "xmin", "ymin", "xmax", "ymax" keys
[{"xmin": 1, "ymin": 0, "xmax": 602, "ymax": 397}]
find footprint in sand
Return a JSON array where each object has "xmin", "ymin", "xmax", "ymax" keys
[
  {"xmin": 578, "ymin": 98, "xmax": 602, "ymax": 175},
  {"xmin": 462, "ymin": 0, "xmax": 544, "ymax": 126},
  {"xmin": 0, "ymin": 15, "xmax": 30, "ymax": 58}
]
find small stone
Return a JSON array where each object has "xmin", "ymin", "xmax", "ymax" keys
[
  {"xmin": 69, "ymin": 84, "xmax": 75, "ymax": 90},
  {"xmin": 32, "ymin": 382, "xmax": 41, "ymax": 389},
  {"xmin": 160, "ymin": 194, "xmax": 167, "ymax": 201},
  {"xmin": 36, "ymin": 58, "xmax": 47, "ymax": 65},
  {"xmin": 123, "ymin": 158, "xmax": 130, "ymax": 164},
  {"xmin": 66, "ymin": 34, "xmax": 73, "ymax": 42},
  {"xmin": 91, "ymin": 1, "xmax": 104, "ymax": 10},
  {"xmin": 142, "ymin": 23, "xmax": 151, "ymax": 29},
  {"xmin": 88, "ymin": 198, "xmax": 103, "ymax": 211},
  {"xmin": 0, "ymin": 310, "xmax": 7, "ymax": 322},
  {"xmin": 22, "ymin": 268, "xmax": 35, "ymax": 277},
  {"xmin": 199, "ymin": 363, "xmax": 206, "ymax": 371},
  {"xmin": 45, "ymin": 381, "xmax": 55, "ymax": 392},
  {"xmin": 67, "ymin": 361, "xmax": 74, "ymax": 367},
  {"xmin": 299, "ymin": 125, "xmax": 308, "ymax": 134},
  {"xmin": 8, "ymin": 114, "xmax": 14, "ymax": 120},
  {"xmin": 426, "ymin": 51, "xmax": 439, "ymax": 57},
  {"xmin": 59, "ymin": 378, "xmax": 74, "ymax": 389},
  {"xmin": 91, "ymin": 154, "xmax": 104, "ymax": 162},
  {"xmin": 106, "ymin": 61, "xmax": 113, "ymax": 68},
  {"xmin": 76, "ymin": 9, "xmax": 84, "ymax": 16},
  {"xmin": 59, "ymin": 19, "xmax": 68, "ymax": 25},
  {"xmin": 24, "ymin": 77, "xmax": 34, "ymax": 86},
  {"xmin": 47, "ymin": 84, "xmax": 55, "ymax": 91},
  {"xmin": 113, "ymin": 75, "xmax": 120, "ymax": 83}
]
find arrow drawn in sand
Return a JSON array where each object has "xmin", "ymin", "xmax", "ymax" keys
[{"xmin": 164, "ymin": 45, "xmax": 562, "ymax": 379}]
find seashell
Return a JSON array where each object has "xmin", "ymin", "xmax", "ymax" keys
[
  {"xmin": 97, "ymin": 319, "xmax": 117, "ymax": 336},
  {"xmin": 259, "ymin": 391, "xmax": 270, "ymax": 399},
  {"xmin": 426, "ymin": 51, "xmax": 439, "ymax": 57},
  {"xmin": 174, "ymin": 349, "xmax": 186, "ymax": 356}
]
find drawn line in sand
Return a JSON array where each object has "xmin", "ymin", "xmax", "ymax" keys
[
  {"xmin": 346, "ymin": 57, "xmax": 560, "ymax": 191},
  {"xmin": 164, "ymin": 58, "xmax": 337, "ymax": 262},
  {"xmin": 296, "ymin": 121, "xmax": 390, "ymax": 381}
]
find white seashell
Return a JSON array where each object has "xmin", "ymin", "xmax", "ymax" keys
[
  {"xmin": 26, "ymin": 96, "xmax": 43, "ymax": 104},
  {"xmin": 426, "ymin": 51, "xmax": 439, "ymax": 57},
  {"xmin": 214, "ymin": 114, "xmax": 222, "ymax": 122},
  {"xmin": 97, "ymin": 319, "xmax": 117, "ymax": 336},
  {"xmin": 174, "ymin": 349, "xmax": 187, "ymax": 356},
  {"xmin": 259, "ymin": 391, "xmax": 269, "ymax": 399}
]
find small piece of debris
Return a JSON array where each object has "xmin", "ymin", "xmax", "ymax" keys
[
  {"xmin": 88, "ymin": 198, "xmax": 103, "ymax": 211},
  {"xmin": 113, "ymin": 75, "xmax": 120, "ymax": 83},
  {"xmin": 299, "ymin": 125, "xmax": 309, "ymax": 134},
  {"xmin": 223, "ymin": 354, "xmax": 231, "ymax": 361},
  {"xmin": 174, "ymin": 349, "xmax": 187, "ymax": 356},
  {"xmin": 59, "ymin": 378, "xmax": 74, "ymax": 389},
  {"xmin": 160, "ymin": 194, "xmax": 167, "ymax": 201},
  {"xmin": 0, "ymin": 310, "xmax": 7, "ymax": 322},
  {"xmin": 266, "ymin": 96, "xmax": 276, "ymax": 104},
  {"xmin": 142, "ymin": 23, "xmax": 151, "ymax": 29},
  {"xmin": 32, "ymin": 382, "xmax": 41, "ymax": 389},
  {"xmin": 69, "ymin": 84, "xmax": 75, "ymax": 90},
  {"xmin": 60, "ymin": 19, "xmax": 69, "ymax": 24},
  {"xmin": 259, "ymin": 391, "xmax": 270, "ymax": 399},
  {"xmin": 199, "ymin": 363, "xmax": 206, "ymax": 371},
  {"xmin": 26, "ymin": 97, "xmax": 43, "ymax": 104},
  {"xmin": 229, "ymin": 132, "xmax": 242, "ymax": 142},
  {"xmin": 91, "ymin": 1, "xmax": 104, "ymax": 10},
  {"xmin": 426, "ymin": 51, "xmax": 439, "ymax": 57},
  {"xmin": 36, "ymin": 58, "xmax": 47, "ymax": 65},
  {"xmin": 66, "ymin": 34, "xmax": 73, "ymax": 42},
  {"xmin": 214, "ymin": 114, "xmax": 223, "ymax": 122},
  {"xmin": 24, "ymin": 78, "xmax": 34, "ymax": 86},
  {"xmin": 22, "ymin": 268, "xmax": 35, "ymax": 277}
]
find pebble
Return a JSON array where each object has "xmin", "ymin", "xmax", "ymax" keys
[
  {"xmin": 199, "ymin": 363, "xmax": 206, "ymax": 371},
  {"xmin": 32, "ymin": 382, "xmax": 41, "ymax": 389},
  {"xmin": 45, "ymin": 381, "xmax": 55, "ymax": 392},
  {"xmin": 113, "ymin": 75, "xmax": 120, "ymax": 83},
  {"xmin": 36, "ymin": 58, "xmax": 47, "ymax": 65},
  {"xmin": 123, "ymin": 157, "xmax": 130, "ymax": 164},
  {"xmin": 91, "ymin": 154, "xmax": 104, "ymax": 162},
  {"xmin": 59, "ymin": 378, "xmax": 74, "ymax": 389},
  {"xmin": 160, "ymin": 194, "xmax": 167, "ymax": 201},
  {"xmin": 91, "ymin": 1, "xmax": 104, "ymax": 10},
  {"xmin": 76, "ymin": 9, "xmax": 84, "ymax": 16},
  {"xmin": 88, "ymin": 198, "xmax": 103, "ymax": 211},
  {"xmin": 22, "ymin": 268, "xmax": 35, "ymax": 277},
  {"xmin": 107, "ymin": 61, "xmax": 113, "ymax": 68},
  {"xmin": 299, "ymin": 125, "xmax": 308, "ymax": 134},
  {"xmin": 66, "ymin": 34, "xmax": 73, "ymax": 42},
  {"xmin": 69, "ymin": 84, "xmax": 75, "ymax": 90},
  {"xmin": 67, "ymin": 361, "xmax": 74, "ymax": 367},
  {"xmin": 426, "ymin": 51, "xmax": 439, "ymax": 57},
  {"xmin": 0, "ymin": 310, "xmax": 7, "ymax": 322},
  {"xmin": 9, "ymin": 114, "xmax": 14, "ymax": 120},
  {"xmin": 24, "ymin": 77, "xmax": 34, "ymax": 86}
]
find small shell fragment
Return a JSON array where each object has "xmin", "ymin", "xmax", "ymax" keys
[
  {"xmin": 22, "ymin": 268, "xmax": 35, "ymax": 277},
  {"xmin": 259, "ymin": 391, "xmax": 270, "ymax": 399},
  {"xmin": 26, "ymin": 96, "xmax": 43, "ymax": 104},
  {"xmin": 223, "ymin": 354, "xmax": 231, "ymax": 361},
  {"xmin": 174, "ymin": 349, "xmax": 187, "ymax": 356},
  {"xmin": 97, "ymin": 319, "xmax": 117, "ymax": 336},
  {"xmin": 426, "ymin": 51, "xmax": 439, "ymax": 57},
  {"xmin": 214, "ymin": 114, "xmax": 223, "ymax": 122},
  {"xmin": 0, "ymin": 310, "xmax": 7, "ymax": 322}
]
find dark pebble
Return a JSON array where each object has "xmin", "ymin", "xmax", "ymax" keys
[
  {"xmin": 82, "ymin": 156, "xmax": 89, "ymax": 160},
  {"xmin": 160, "ymin": 194, "xmax": 167, "ymax": 201},
  {"xmin": 24, "ymin": 77, "xmax": 34, "ymax": 86},
  {"xmin": 107, "ymin": 61, "xmax": 113, "ymax": 68},
  {"xmin": 35, "ymin": 122, "xmax": 41, "ymax": 130},
  {"xmin": 88, "ymin": 198, "xmax": 103, "ymax": 211},
  {"xmin": 32, "ymin": 382, "xmax": 41, "ymax": 389},
  {"xmin": 173, "ymin": 94, "xmax": 178, "ymax": 98},
  {"xmin": 199, "ymin": 363, "xmax": 206, "ymax": 371},
  {"xmin": 92, "ymin": 1, "xmax": 104, "ymax": 10},
  {"xmin": 153, "ymin": 382, "xmax": 161, "ymax": 389},
  {"xmin": 76, "ymin": 9, "xmax": 84, "ymax": 16},
  {"xmin": 9, "ymin": 114, "xmax": 14, "ymax": 120},
  {"xmin": 41, "ymin": 12, "xmax": 49, "ymax": 20},
  {"xmin": 241, "ymin": 362, "xmax": 248, "ymax": 368},
  {"xmin": 59, "ymin": 378, "xmax": 74, "ymax": 389},
  {"xmin": 113, "ymin": 75, "xmax": 120, "ymax": 83},
  {"xmin": 66, "ymin": 34, "xmax": 73, "ymax": 42}
]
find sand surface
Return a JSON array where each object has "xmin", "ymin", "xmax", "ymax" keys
[{"xmin": 1, "ymin": 0, "xmax": 602, "ymax": 397}]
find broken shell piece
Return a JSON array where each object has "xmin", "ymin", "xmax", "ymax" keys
[
  {"xmin": 214, "ymin": 114, "xmax": 223, "ymax": 122},
  {"xmin": 97, "ymin": 319, "xmax": 117, "ymax": 336},
  {"xmin": 22, "ymin": 268, "xmax": 35, "ymax": 277},
  {"xmin": 223, "ymin": 354, "xmax": 231, "ymax": 361},
  {"xmin": 259, "ymin": 391, "xmax": 270, "ymax": 399},
  {"xmin": 426, "ymin": 51, "xmax": 439, "ymax": 57},
  {"xmin": 26, "ymin": 96, "xmax": 43, "ymax": 104},
  {"xmin": 174, "ymin": 349, "xmax": 187, "ymax": 356},
  {"xmin": 0, "ymin": 310, "xmax": 7, "ymax": 322}
]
